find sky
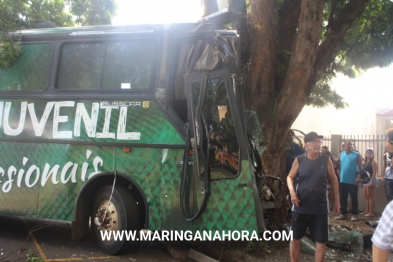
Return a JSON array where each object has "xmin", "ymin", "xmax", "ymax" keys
[{"xmin": 111, "ymin": 0, "xmax": 203, "ymax": 25}]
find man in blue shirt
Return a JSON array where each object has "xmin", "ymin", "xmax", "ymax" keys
[{"xmin": 335, "ymin": 140, "xmax": 363, "ymax": 221}]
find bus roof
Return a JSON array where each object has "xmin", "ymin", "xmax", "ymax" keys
[{"xmin": 10, "ymin": 23, "xmax": 206, "ymax": 41}]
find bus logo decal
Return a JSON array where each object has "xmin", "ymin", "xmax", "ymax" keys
[
  {"xmin": 0, "ymin": 101, "xmax": 143, "ymax": 141},
  {"xmin": 142, "ymin": 101, "xmax": 149, "ymax": 108}
]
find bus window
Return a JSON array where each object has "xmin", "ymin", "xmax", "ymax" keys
[
  {"xmin": 0, "ymin": 43, "xmax": 53, "ymax": 91},
  {"xmin": 58, "ymin": 43, "xmax": 105, "ymax": 89},
  {"xmin": 103, "ymin": 41, "xmax": 155, "ymax": 90},
  {"xmin": 57, "ymin": 41, "xmax": 155, "ymax": 90}
]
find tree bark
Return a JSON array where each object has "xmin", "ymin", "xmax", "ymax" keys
[
  {"xmin": 275, "ymin": 0, "xmax": 302, "ymax": 88},
  {"xmin": 245, "ymin": 0, "xmax": 277, "ymax": 114},
  {"xmin": 201, "ymin": 0, "xmax": 218, "ymax": 17},
  {"xmin": 245, "ymin": 0, "xmax": 325, "ymax": 178}
]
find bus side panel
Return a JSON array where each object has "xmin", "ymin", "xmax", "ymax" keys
[
  {"xmin": 192, "ymin": 160, "xmax": 258, "ymax": 232},
  {"xmin": 0, "ymin": 143, "xmax": 115, "ymax": 219},
  {"xmin": 38, "ymin": 144, "xmax": 114, "ymax": 221},
  {"xmin": 160, "ymin": 148, "xmax": 191, "ymax": 230},
  {"xmin": 114, "ymin": 147, "xmax": 162, "ymax": 230},
  {"xmin": 0, "ymin": 142, "xmax": 40, "ymax": 215}
]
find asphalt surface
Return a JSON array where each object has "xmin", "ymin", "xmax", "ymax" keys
[{"xmin": 0, "ymin": 214, "xmax": 176, "ymax": 262}]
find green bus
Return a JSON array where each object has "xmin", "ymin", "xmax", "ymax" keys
[{"xmin": 0, "ymin": 16, "xmax": 267, "ymax": 254}]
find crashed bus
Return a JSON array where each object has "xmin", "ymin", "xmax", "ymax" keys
[{"xmin": 0, "ymin": 13, "xmax": 274, "ymax": 254}]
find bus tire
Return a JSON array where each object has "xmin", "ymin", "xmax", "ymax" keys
[{"xmin": 91, "ymin": 185, "xmax": 140, "ymax": 255}]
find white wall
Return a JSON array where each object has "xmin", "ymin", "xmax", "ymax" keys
[{"xmin": 291, "ymin": 65, "xmax": 393, "ymax": 136}]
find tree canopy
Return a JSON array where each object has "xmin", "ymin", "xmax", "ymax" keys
[{"xmin": 0, "ymin": 0, "xmax": 117, "ymax": 67}]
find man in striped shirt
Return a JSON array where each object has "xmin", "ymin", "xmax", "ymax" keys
[{"xmin": 372, "ymin": 200, "xmax": 393, "ymax": 261}]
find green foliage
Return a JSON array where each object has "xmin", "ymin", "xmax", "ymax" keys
[
  {"xmin": 308, "ymin": 74, "xmax": 348, "ymax": 109},
  {"xmin": 246, "ymin": 241, "xmax": 271, "ymax": 254},
  {"xmin": 0, "ymin": 36, "xmax": 21, "ymax": 68},
  {"xmin": 277, "ymin": 0, "xmax": 393, "ymax": 108},
  {"xmin": 0, "ymin": 0, "xmax": 117, "ymax": 68},
  {"xmin": 0, "ymin": 0, "xmax": 74, "ymax": 30},
  {"xmin": 0, "ymin": 0, "xmax": 116, "ymax": 30},
  {"xmin": 313, "ymin": 0, "xmax": 393, "ymax": 108},
  {"xmin": 25, "ymin": 250, "xmax": 44, "ymax": 262},
  {"xmin": 342, "ymin": 0, "xmax": 393, "ymax": 69},
  {"xmin": 320, "ymin": 0, "xmax": 393, "ymax": 78},
  {"xmin": 66, "ymin": 0, "xmax": 117, "ymax": 26}
]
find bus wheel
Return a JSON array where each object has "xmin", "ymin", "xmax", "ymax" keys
[{"xmin": 91, "ymin": 185, "xmax": 140, "ymax": 255}]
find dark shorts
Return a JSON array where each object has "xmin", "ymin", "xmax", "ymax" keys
[{"xmin": 290, "ymin": 212, "xmax": 329, "ymax": 243}]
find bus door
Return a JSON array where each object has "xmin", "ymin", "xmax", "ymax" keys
[
  {"xmin": 171, "ymin": 30, "xmax": 265, "ymax": 232},
  {"xmin": 181, "ymin": 70, "xmax": 246, "ymax": 219}
]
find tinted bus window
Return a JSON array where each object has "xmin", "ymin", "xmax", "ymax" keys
[
  {"xmin": 0, "ymin": 43, "xmax": 53, "ymax": 91},
  {"xmin": 58, "ymin": 43, "xmax": 105, "ymax": 89},
  {"xmin": 57, "ymin": 41, "xmax": 155, "ymax": 90}
]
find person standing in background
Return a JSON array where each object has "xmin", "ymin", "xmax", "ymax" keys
[
  {"xmin": 383, "ymin": 153, "xmax": 393, "ymax": 202},
  {"xmin": 335, "ymin": 140, "xmax": 363, "ymax": 221},
  {"xmin": 324, "ymin": 150, "xmax": 336, "ymax": 210},
  {"xmin": 383, "ymin": 131, "xmax": 393, "ymax": 203},
  {"xmin": 321, "ymin": 146, "xmax": 329, "ymax": 154},
  {"xmin": 358, "ymin": 148, "xmax": 378, "ymax": 217},
  {"xmin": 285, "ymin": 130, "xmax": 305, "ymax": 176}
]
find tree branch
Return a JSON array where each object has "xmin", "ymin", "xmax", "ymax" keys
[
  {"xmin": 307, "ymin": 0, "xmax": 369, "ymax": 95},
  {"xmin": 276, "ymin": 0, "xmax": 325, "ymax": 131}
]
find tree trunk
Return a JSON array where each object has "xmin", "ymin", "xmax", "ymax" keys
[
  {"xmin": 245, "ymin": 0, "xmax": 324, "ymax": 180},
  {"xmin": 201, "ymin": 0, "xmax": 218, "ymax": 17}
]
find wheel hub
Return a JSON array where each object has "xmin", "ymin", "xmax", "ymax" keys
[{"xmin": 94, "ymin": 200, "xmax": 118, "ymax": 232}]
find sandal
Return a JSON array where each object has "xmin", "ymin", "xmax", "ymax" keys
[
  {"xmin": 363, "ymin": 213, "xmax": 375, "ymax": 217},
  {"xmin": 359, "ymin": 212, "xmax": 368, "ymax": 215}
]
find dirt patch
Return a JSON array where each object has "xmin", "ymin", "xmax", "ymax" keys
[
  {"xmin": 328, "ymin": 211, "xmax": 378, "ymax": 236},
  {"xmin": 189, "ymin": 240, "xmax": 314, "ymax": 262}
]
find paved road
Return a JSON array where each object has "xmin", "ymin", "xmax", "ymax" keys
[{"xmin": 0, "ymin": 215, "xmax": 176, "ymax": 262}]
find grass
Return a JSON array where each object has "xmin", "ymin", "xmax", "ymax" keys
[{"xmin": 25, "ymin": 250, "xmax": 44, "ymax": 262}]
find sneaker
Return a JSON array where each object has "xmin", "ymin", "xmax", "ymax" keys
[
  {"xmin": 351, "ymin": 215, "xmax": 358, "ymax": 221},
  {"xmin": 335, "ymin": 214, "xmax": 347, "ymax": 220}
]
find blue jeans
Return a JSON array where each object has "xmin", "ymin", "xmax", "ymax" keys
[{"xmin": 384, "ymin": 179, "xmax": 393, "ymax": 202}]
